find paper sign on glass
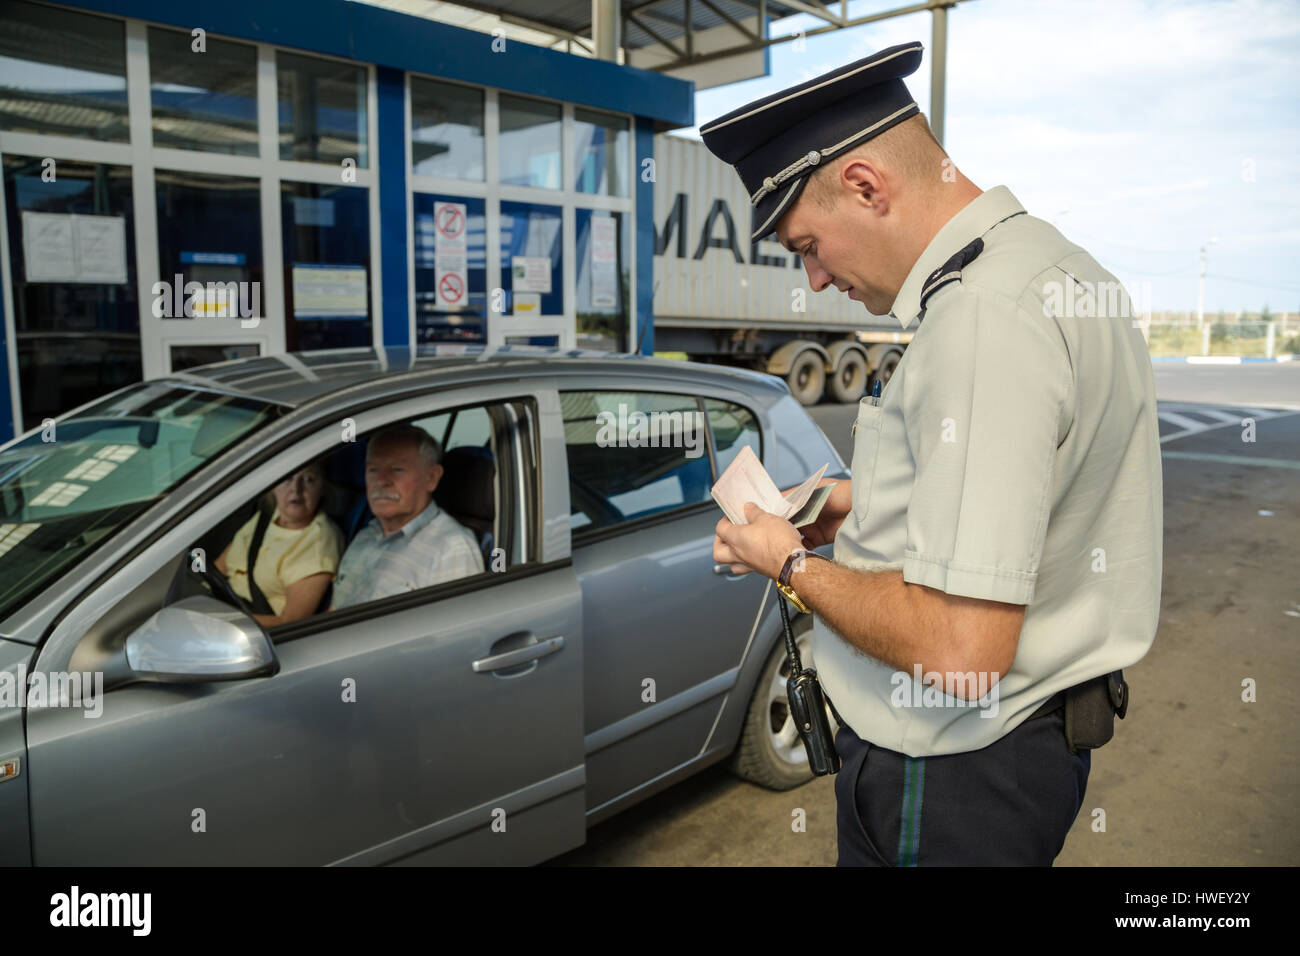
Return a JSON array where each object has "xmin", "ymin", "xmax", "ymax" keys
[{"xmin": 711, "ymin": 445, "xmax": 832, "ymax": 528}]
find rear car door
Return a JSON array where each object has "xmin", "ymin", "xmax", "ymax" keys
[
  {"xmin": 23, "ymin": 381, "xmax": 585, "ymax": 865},
  {"xmin": 559, "ymin": 377, "xmax": 776, "ymax": 817}
]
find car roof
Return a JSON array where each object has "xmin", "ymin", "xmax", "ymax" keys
[{"xmin": 162, "ymin": 345, "xmax": 787, "ymax": 408}]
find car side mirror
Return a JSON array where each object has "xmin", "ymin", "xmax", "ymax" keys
[{"xmin": 124, "ymin": 596, "xmax": 278, "ymax": 683}]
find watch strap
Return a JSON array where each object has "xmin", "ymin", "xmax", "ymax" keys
[{"xmin": 779, "ymin": 548, "xmax": 829, "ymax": 586}]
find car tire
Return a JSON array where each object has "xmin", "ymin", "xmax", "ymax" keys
[
  {"xmin": 828, "ymin": 350, "xmax": 867, "ymax": 403},
  {"xmin": 785, "ymin": 351, "xmax": 825, "ymax": 406},
  {"xmin": 871, "ymin": 348, "xmax": 901, "ymax": 392},
  {"xmin": 729, "ymin": 612, "xmax": 840, "ymax": 790}
]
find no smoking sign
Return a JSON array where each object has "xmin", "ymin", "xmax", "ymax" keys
[
  {"xmin": 438, "ymin": 272, "xmax": 465, "ymax": 305},
  {"xmin": 433, "ymin": 201, "xmax": 469, "ymax": 308}
]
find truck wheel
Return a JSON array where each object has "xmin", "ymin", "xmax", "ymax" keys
[
  {"xmin": 729, "ymin": 613, "xmax": 841, "ymax": 791},
  {"xmin": 785, "ymin": 351, "xmax": 825, "ymax": 406},
  {"xmin": 828, "ymin": 350, "xmax": 868, "ymax": 403},
  {"xmin": 871, "ymin": 348, "xmax": 902, "ymax": 391}
]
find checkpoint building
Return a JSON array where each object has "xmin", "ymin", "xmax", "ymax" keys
[{"xmin": 0, "ymin": 0, "xmax": 700, "ymax": 441}]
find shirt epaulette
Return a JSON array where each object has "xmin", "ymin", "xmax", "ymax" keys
[{"xmin": 918, "ymin": 237, "xmax": 985, "ymax": 312}]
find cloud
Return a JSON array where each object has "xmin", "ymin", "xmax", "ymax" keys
[{"xmin": 680, "ymin": 0, "xmax": 1300, "ymax": 308}]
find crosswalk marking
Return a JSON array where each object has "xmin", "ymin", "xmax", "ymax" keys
[
  {"xmin": 1157, "ymin": 403, "xmax": 1299, "ymax": 444},
  {"xmin": 1194, "ymin": 408, "xmax": 1248, "ymax": 424},
  {"xmin": 1157, "ymin": 411, "xmax": 1212, "ymax": 431}
]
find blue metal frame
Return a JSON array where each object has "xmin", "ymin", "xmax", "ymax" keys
[
  {"xmin": 375, "ymin": 65, "xmax": 408, "ymax": 348},
  {"xmin": 0, "ymin": 293, "xmax": 12, "ymax": 440},
  {"xmin": 64, "ymin": 0, "xmax": 693, "ymax": 127},
  {"xmin": 635, "ymin": 116, "xmax": 655, "ymax": 355}
]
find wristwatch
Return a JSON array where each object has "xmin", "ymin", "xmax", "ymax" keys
[{"xmin": 776, "ymin": 548, "xmax": 830, "ymax": 614}]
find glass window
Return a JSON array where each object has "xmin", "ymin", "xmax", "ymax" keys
[
  {"xmin": 500, "ymin": 201, "xmax": 562, "ymax": 317},
  {"xmin": 3, "ymin": 155, "xmax": 139, "ymax": 430},
  {"xmin": 706, "ymin": 399, "xmax": 761, "ymax": 474},
  {"xmin": 414, "ymin": 405, "xmax": 492, "ymax": 453},
  {"xmin": 414, "ymin": 193, "xmax": 486, "ymax": 344},
  {"xmin": 561, "ymin": 391, "xmax": 710, "ymax": 533},
  {"xmin": 148, "ymin": 27, "xmax": 258, "ymax": 156},
  {"xmin": 281, "ymin": 182, "xmax": 371, "ymax": 350},
  {"xmin": 575, "ymin": 209, "xmax": 630, "ymax": 351},
  {"xmin": 0, "ymin": 0, "xmax": 128, "ymax": 141},
  {"xmin": 170, "ymin": 344, "xmax": 261, "ymax": 372},
  {"xmin": 410, "ymin": 78, "xmax": 484, "ymax": 180},
  {"xmin": 0, "ymin": 383, "xmax": 282, "ymax": 621},
  {"xmin": 444, "ymin": 406, "xmax": 491, "ymax": 449},
  {"xmin": 573, "ymin": 108, "xmax": 629, "ymax": 196},
  {"xmin": 155, "ymin": 170, "xmax": 263, "ymax": 321},
  {"xmin": 276, "ymin": 52, "xmax": 368, "ymax": 166},
  {"xmin": 498, "ymin": 94, "xmax": 561, "ymax": 190}
]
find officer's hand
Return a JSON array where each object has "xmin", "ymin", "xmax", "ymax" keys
[
  {"xmin": 785, "ymin": 479, "xmax": 852, "ymax": 549},
  {"xmin": 714, "ymin": 502, "xmax": 804, "ymax": 579}
]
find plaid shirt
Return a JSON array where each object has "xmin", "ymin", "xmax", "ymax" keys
[{"xmin": 331, "ymin": 498, "xmax": 484, "ymax": 609}]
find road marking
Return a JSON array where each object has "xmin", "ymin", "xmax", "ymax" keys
[
  {"xmin": 1195, "ymin": 408, "xmax": 1250, "ymax": 424},
  {"xmin": 1158, "ymin": 411, "xmax": 1215, "ymax": 431},
  {"xmin": 1162, "ymin": 451, "xmax": 1300, "ymax": 470},
  {"xmin": 1158, "ymin": 404, "xmax": 1300, "ymax": 444}
]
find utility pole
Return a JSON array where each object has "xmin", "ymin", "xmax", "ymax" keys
[
  {"xmin": 1197, "ymin": 237, "xmax": 1217, "ymax": 330},
  {"xmin": 930, "ymin": 2, "xmax": 951, "ymax": 146}
]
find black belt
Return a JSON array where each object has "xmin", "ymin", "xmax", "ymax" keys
[
  {"xmin": 1027, "ymin": 689, "xmax": 1067, "ymax": 720},
  {"xmin": 1029, "ymin": 671, "xmax": 1126, "ymax": 722}
]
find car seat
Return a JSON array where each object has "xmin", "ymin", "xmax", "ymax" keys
[{"xmin": 433, "ymin": 445, "xmax": 496, "ymax": 565}]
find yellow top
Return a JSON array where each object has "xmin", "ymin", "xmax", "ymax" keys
[{"xmin": 225, "ymin": 508, "xmax": 344, "ymax": 615}]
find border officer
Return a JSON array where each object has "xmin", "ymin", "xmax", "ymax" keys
[{"xmin": 706, "ymin": 43, "xmax": 1162, "ymax": 865}]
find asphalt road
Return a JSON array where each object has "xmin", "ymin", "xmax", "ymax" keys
[{"xmin": 551, "ymin": 363, "xmax": 1299, "ymax": 866}]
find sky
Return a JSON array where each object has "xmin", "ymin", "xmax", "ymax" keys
[{"xmin": 671, "ymin": 0, "xmax": 1300, "ymax": 316}]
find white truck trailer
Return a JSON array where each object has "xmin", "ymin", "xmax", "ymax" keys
[{"xmin": 652, "ymin": 133, "xmax": 913, "ymax": 405}]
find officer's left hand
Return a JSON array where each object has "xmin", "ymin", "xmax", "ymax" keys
[{"xmin": 714, "ymin": 502, "xmax": 804, "ymax": 579}]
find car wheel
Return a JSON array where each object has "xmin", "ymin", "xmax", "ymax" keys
[{"xmin": 729, "ymin": 612, "xmax": 840, "ymax": 790}]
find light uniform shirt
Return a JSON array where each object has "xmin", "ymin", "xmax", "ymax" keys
[
  {"xmin": 226, "ymin": 508, "xmax": 344, "ymax": 615},
  {"xmin": 814, "ymin": 185, "xmax": 1163, "ymax": 757},
  {"xmin": 331, "ymin": 498, "xmax": 484, "ymax": 609}
]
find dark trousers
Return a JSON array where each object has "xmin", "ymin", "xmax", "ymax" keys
[{"xmin": 834, "ymin": 708, "xmax": 1090, "ymax": 866}]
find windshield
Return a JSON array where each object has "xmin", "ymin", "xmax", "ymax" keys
[{"xmin": 0, "ymin": 382, "xmax": 283, "ymax": 621}]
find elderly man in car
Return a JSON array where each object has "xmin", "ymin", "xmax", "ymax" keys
[{"xmin": 330, "ymin": 423, "xmax": 484, "ymax": 609}]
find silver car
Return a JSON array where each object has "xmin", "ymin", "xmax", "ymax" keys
[{"xmin": 0, "ymin": 347, "xmax": 846, "ymax": 865}]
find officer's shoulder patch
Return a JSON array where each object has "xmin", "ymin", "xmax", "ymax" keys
[{"xmin": 919, "ymin": 237, "xmax": 985, "ymax": 311}]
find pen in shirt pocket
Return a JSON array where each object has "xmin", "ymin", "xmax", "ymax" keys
[{"xmin": 854, "ymin": 379, "xmax": 884, "ymax": 436}]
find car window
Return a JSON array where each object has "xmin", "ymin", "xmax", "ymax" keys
[
  {"xmin": 161, "ymin": 398, "xmax": 536, "ymax": 636},
  {"xmin": 444, "ymin": 406, "xmax": 491, "ymax": 449},
  {"xmin": 706, "ymin": 398, "xmax": 762, "ymax": 474},
  {"xmin": 561, "ymin": 390, "xmax": 711, "ymax": 533},
  {"xmin": 0, "ymin": 382, "xmax": 281, "ymax": 621}
]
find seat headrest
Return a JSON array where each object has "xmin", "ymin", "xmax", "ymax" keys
[{"xmin": 434, "ymin": 446, "xmax": 495, "ymax": 525}]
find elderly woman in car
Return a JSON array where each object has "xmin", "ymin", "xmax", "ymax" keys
[{"xmin": 214, "ymin": 458, "xmax": 345, "ymax": 627}]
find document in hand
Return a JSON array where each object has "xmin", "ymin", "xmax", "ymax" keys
[{"xmin": 711, "ymin": 445, "xmax": 833, "ymax": 528}]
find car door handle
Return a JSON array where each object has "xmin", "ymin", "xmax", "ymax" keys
[
  {"xmin": 713, "ymin": 563, "xmax": 747, "ymax": 577},
  {"xmin": 472, "ymin": 635, "xmax": 565, "ymax": 673}
]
